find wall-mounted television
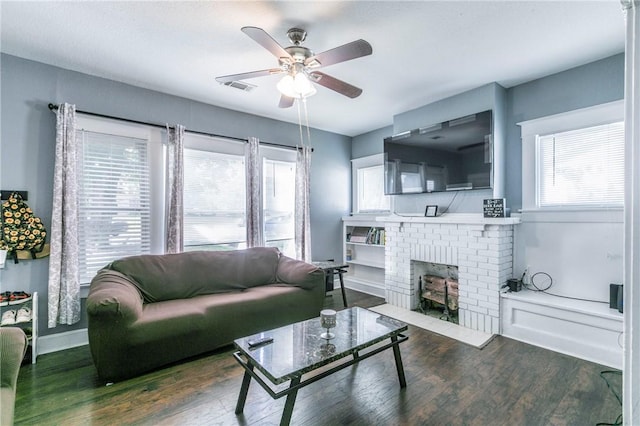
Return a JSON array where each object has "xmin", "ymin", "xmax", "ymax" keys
[{"xmin": 384, "ymin": 110, "xmax": 493, "ymax": 195}]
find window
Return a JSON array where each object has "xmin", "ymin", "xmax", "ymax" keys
[
  {"xmin": 519, "ymin": 100, "xmax": 624, "ymax": 211},
  {"xmin": 537, "ymin": 122, "xmax": 624, "ymax": 207},
  {"xmin": 76, "ymin": 116, "xmax": 163, "ymax": 284},
  {"xmin": 182, "ymin": 134, "xmax": 297, "ymax": 257},
  {"xmin": 263, "ymin": 157, "xmax": 296, "ymax": 257},
  {"xmin": 352, "ymin": 154, "xmax": 391, "ymax": 213},
  {"xmin": 76, "ymin": 117, "xmax": 298, "ymax": 283},
  {"xmin": 183, "ymin": 134, "xmax": 246, "ymax": 251}
]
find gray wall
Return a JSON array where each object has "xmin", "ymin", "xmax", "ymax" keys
[
  {"xmin": 0, "ymin": 53, "xmax": 351, "ymax": 336},
  {"xmin": 505, "ymin": 53, "xmax": 625, "ymax": 209},
  {"xmin": 351, "ymin": 125, "xmax": 391, "ymax": 159},
  {"xmin": 351, "ymin": 53, "xmax": 625, "ymax": 212}
]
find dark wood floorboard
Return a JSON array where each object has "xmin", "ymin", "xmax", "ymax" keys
[{"xmin": 14, "ymin": 288, "xmax": 622, "ymax": 425}]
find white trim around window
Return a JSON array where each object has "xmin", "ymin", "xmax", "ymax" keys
[
  {"xmin": 75, "ymin": 115, "xmax": 165, "ymax": 285},
  {"xmin": 351, "ymin": 153, "xmax": 391, "ymax": 215},
  {"xmin": 518, "ymin": 100, "xmax": 624, "ymax": 215}
]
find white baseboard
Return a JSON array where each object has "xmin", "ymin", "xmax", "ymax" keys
[
  {"xmin": 344, "ymin": 277, "xmax": 385, "ymax": 298},
  {"xmin": 38, "ymin": 328, "xmax": 88, "ymax": 355}
]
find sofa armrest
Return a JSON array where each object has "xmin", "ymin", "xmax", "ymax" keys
[
  {"xmin": 87, "ymin": 269, "xmax": 144, "ymax": 324},
  {"xmin": 276, "ymin": 256, "xmax": 325, "ymax": 290},
  {"xmin": 1, "ymin": 327, "xmax": 28, "ymax": 426}
]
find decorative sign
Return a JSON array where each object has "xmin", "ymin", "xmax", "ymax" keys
[{"xmin": 483, "ymin": 198, "xmax": 506, "ymax": 218}]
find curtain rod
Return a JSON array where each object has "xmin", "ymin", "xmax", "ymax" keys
[{"xmin": 47, "ymin": 103, "xmax": 312, "ymax": 152}]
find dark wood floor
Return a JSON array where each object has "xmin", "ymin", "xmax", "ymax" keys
[{"xmin": 15, "ymin": 289, "xmax": 622, "ymax": 425}]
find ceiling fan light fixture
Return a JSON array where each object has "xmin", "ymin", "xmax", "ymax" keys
[{"xmin": 277, "ymin": 73, "xmax": 317, "ymax": 99}]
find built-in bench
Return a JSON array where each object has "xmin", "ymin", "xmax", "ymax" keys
[{"xmin": 501, "ymin": 290, "xmax": 623, "ymax": 369}]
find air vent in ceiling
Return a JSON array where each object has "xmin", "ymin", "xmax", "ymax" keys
[{"xmin": 222, "ymin": 81, "xmax": 256, "ymax": 92}]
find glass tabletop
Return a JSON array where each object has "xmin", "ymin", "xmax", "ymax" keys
[
  {"xmin": 311, "ymin": 260, "xmax": 348, "ymax": 270},
  {"xmin": 234, "ymin": 307, "xmax": 407, "ymax": 384}
]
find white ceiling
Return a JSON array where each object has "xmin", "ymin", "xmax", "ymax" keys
[{"xmin": 0, "ymin": 1, "xmax": 625, "ymax": 137}]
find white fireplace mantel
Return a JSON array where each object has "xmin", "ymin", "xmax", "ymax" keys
[{"xmin": 376, "ymin": 213, "xmax": 521, "ymax": 226}]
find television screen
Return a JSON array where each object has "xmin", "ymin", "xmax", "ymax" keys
[{"xmin": 384, "ymin": 110, "xmax": 493, "ymax": 195}]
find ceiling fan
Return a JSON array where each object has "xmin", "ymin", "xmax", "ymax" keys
[{"xmin": 216, "ymin": 26, "xmax": 373, "ymax": 108}]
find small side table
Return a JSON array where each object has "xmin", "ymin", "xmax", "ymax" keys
[{"xmin": 312, "ymin": 261, "xmax": 349, "ymax": 308}]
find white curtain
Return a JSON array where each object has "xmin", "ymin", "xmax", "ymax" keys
[
  {"xmin": 48, "ymin": 103, "xmax": 80, "ymax": 327},
  {"xmin": 165, "ymin": 124, "xmax": 185, "ymax": 253},
  {"xmin": 245, "ymin": 137, "xmax": 264, "ymax": 247},
  {"xmin": 295, "ymin": 145, "xmax": 312, "ymax": 262}
]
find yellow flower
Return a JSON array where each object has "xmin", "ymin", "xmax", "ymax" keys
[
  {"xmin": 14, "ymin": 212, "xmax": 21, "ymax": 218},
  {"xmin": 32, "ymin": 229, "xmax": 40, "ymax": 235},
  {"xmin": 9, "ymin": 231, "xmax": 18, "ymax": 237},
  {"xmin": 10, "ymin": 236, "xmax": 18, "ymax": 242},
  {"xmin": 34, "ymin": 218, "xmax": 41, "ymax": 223},
  {"xmin": 28, "ymin": 234, "xmax": 35, "ymax": 240},
  {"xmin": 18, "ymin": 235, "xmax": 25, "ymax": 240},
  {"xmin": 26, "ymin": 208, "xmax": 32, "ymax": 214},
  {"xmin": 10, "ymin": 204, "xmax": 18, "ymax": 210},
  {"xmin": 4, "ymin": 218, "xmax": 13, "ymax": 224},
  {"xmin": 20, "ymin": 208, "xmax": 26, "ymax": 213},
  {"xmin": 3, "ymin": 211, "xmax": 12, "ymax": 217},
  {"xmin": 14, "ymin": 219, "xmax": 20, "ymax": 225}
]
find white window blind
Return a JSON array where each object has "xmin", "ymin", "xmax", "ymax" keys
[
  {"xmin": 183, "ymin": 148, "xmax": 246, "ymax": 250},
  {"xmin": 536, "ymin": 121, "xmax": 624, "ymax": 207},
  {"xmin": 77, "ymin": 130, "xmax": 151, "ymax": 284}
]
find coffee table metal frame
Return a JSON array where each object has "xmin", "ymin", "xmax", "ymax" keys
[{"xmin": 233, "ymin": 308, "xmax": 408, "ymax": 426}]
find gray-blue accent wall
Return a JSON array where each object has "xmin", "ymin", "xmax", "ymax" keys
[
  {"xmin": 0, "ymin": 53, "xmax": 351, "ymax": 335},
  {"xmin": 351, "ymin": 53, "xmax": 625, "ymax": 212},
  {"xmin": 0, "ymin": 52, "xmax": 625, "ymax": 338}
]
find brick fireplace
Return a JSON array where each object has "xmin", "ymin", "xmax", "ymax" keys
[{"xmin": 382, "ymin": 214, "xmax": 520, "ymax": 334}]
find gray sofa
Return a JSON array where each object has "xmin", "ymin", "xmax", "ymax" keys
[
  {"xmin": 87, "ymin": 247, "xmax": 325, "ymax": 382},
  {"xmin": 0, "ymin": 327, "xmax": 28, "ymax": 426}
]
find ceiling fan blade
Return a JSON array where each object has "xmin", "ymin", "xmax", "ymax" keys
[
  {"xmin": 310, "ymin": 72, "xmax": 363, "ymax": 98},
  {"xmin": 216, "ymin": 68, "xmax": 283, "ymax": 83},
  {"xmin": 278, "ymin": 95, "xmax": 295, "ymax": 108},
  {"xmin": 241, "ymin": 26, "xmax": 293, "ymax": 61},
  {"xmin": 305, "ymin": 39, "xmax": 372, "ymax": 68}
]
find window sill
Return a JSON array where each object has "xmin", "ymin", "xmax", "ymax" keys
[
  {"xmin": 516, "ymin": 208, "xmax": 623, "ymax": 223},
  {"xmin": 80, "ymin": 285, "xmax": 90, "ymax": 299}
]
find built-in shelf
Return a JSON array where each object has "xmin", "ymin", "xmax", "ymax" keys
[
  {"xmin": 501, "ymin": 289, "xmax": 622, "ymax": 369},
  {"xmin": 343, "ymin": 216, "xmax": 386, "ymax": 298},
  {"xmin": 346, "ymin": 259, "xmax": 386, "ymax": 269},
  {"xmin": 346, "ymin": 242, "xmax": 384, "ymax": 248}
]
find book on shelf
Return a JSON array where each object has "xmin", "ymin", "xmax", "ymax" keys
[
  {"xmin": 366, "ymin": 228, "xmax": 385, "ymax": 245},
  {"xmin": 349, "ymin": 227, "xmax": 369, "ymax": 243},
  {"xmin": 348, "ymin": 227, "xmax": 385, "ymax": 245}
]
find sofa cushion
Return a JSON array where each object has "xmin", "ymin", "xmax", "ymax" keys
[{"xmin": 107, "ymin": 247, "xmax": 280, "ymax": 303}]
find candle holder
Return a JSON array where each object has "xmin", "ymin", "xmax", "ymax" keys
[{"xmin": 320, "ymin": 309, "xmax": 337, "ymax": 340}]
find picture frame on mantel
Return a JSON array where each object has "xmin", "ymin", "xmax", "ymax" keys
[
  {"xmin": 425, "ymin": 205, "xmax": 438, "ymax": 217},
  {"xmin": 483, "ymin": 198, "xmax": 506, "ymax": 218}
]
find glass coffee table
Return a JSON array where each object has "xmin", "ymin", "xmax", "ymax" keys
[{"xmin": 233, "ymin": 306, "xmax": 408, "ymax": 426}]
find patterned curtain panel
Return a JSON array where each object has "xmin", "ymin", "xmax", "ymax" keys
[
  {"xmin": 245, "ymin": 137, "xmax": 263, "ymax": 247},
  {"xmin": 165, "ymin": 124, "xmax": 185, "ymax": 253},
  {"xmin": 295, "ymin": 145, "xmax": 312, "ymax": 262},
  {"xmin": 48, "ymin": 103, "xmax": 80, "ymax": 327}
]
